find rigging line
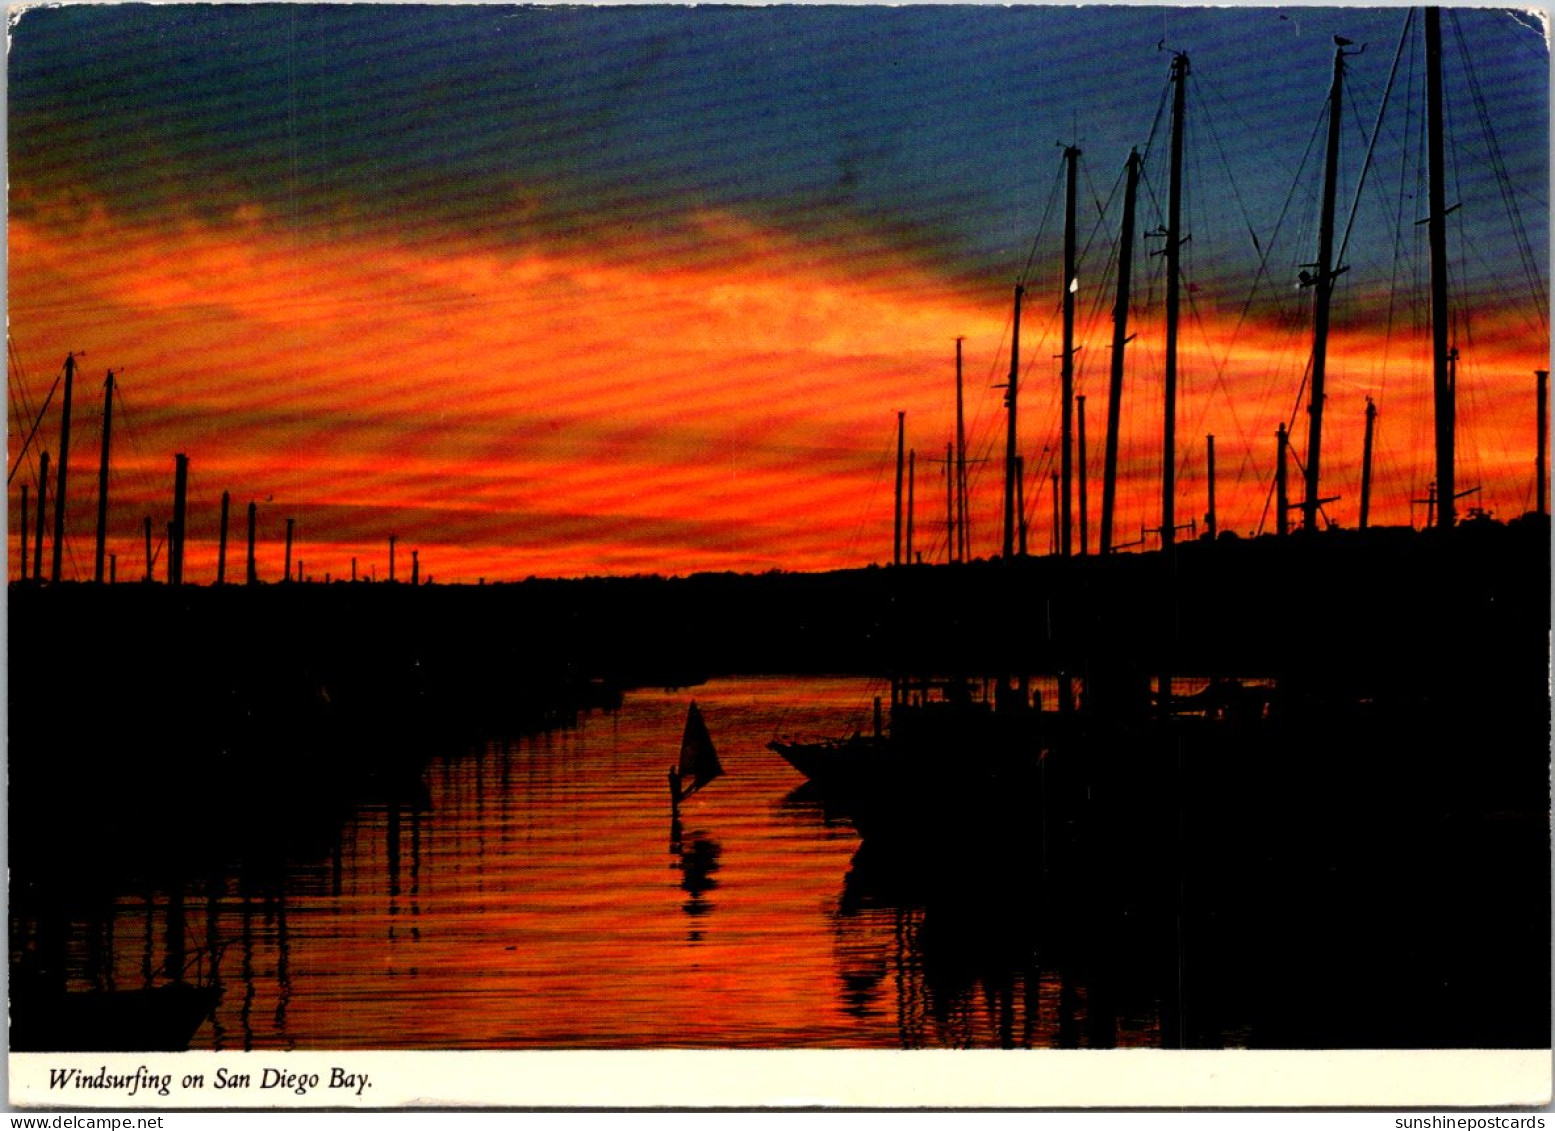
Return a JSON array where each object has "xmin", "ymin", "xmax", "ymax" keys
[
  {"xmin": 107, "ymin": 379, "xmax": 161, "ymax": 517},
  {"xmin": 1138, "ymin": 61, "xmax": 1174, "ymax": 179},
  {"xmin": 1192, "ymin": 64, "xmax": 1269, "ymax": 159},
  {"xmin": 1181, "ymin": 289, "xmax": 1255, "ymax": 482},
  {"xmin": 1025, "ymin": 443, "xmax": 1058, "ymax": 552},
  {"xmin": 1233, "ymin": 291, "xmax": 1318, "ymax": 496},
  {"xmin": 1133, "ymin": 65, "xmax": 1177, "ymax": 238},
  {"xmin": 963, "ymin": 295, "xmax": 1019, "ymax": 497},
  {"xmin": 1449, "ymin": 9, "xmax": 1550, "ymax": 325},
  {"xmin": 7, "ymin": 366, "xmax": 32, "ymax": 437},
  {"xmin": 1373, "ymin": 33, "xmax": 1423, "ymax": 417},
  {"xmin": 1076, "ymin": 156, "xmax": 1125, "ymax": 268},
  {"xmin": 64, "ymin": 527, "xmax": 89, "ymax": 583},
  {"xmin": 1273, "ymin": 431, "xmax": 1336, "ymax": 527},
  {"xmin": 1019, "ymin": 159, "xmax": 1068, "ymax": 288},
  {"xmin": 1445, "ymin": 67, "xmax": 1480, "ymax": 350},
  {"xmin": 7, "ymin": 365, "xmax": 64, "ymax": 485},
  {"xmin": 1451, "ymin": 7, "xmax": 1549, "ymax": 222},
  {"xmin": 1074, "ymin": 158, "xmax": 1128, "ymax": 339},
  {"xmin": 7, "ymin": 365, "xmax": 36, "ymax": 451},
  {"xmin": 8, "ymin": 336, "xmax": 41, "ymax": 440},
  {"xmin": 1206, "ymin": 90, "xmax": 1330, "ymax": 427},
  {"xmin": 957, "ymin": 318, "xmax": 1020, "ymax": 553},
  {"xmin": 111, "ymin": 379, "xmax": 146, "ymax": 461},
  {"xmin": 1063, "ymin": 189, "xmax": 1127, "ymax": 402},
  {"xmin": 1452, "ymin": 214, "xmax": 1548, "ymax": 342},
  {"xmin": 845, "ymin": 428, "xmax": 898, "ymax": 566},
  {"xmin": 1076, "ymin": 196, "xmax": 1125, "ymax": 345},
  {"xmin": 1081, "ymin": 150, "xmax": 1114, "ymax": 223},
  {"xmin": 1188, "ymin": 75, "xmax": 1267, "ymax": 259},
  {"xmin": 1335, "ymin": 11, "xmax": 1415, "ymax": 278}
]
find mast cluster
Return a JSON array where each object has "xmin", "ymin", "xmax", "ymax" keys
[
  {"xmin": 916, "ymin": 11, "xmax": 1515, "ymax": 562},
  {"xmin": 11, "ymin": 352, "xmax": 429, "ymax": 588}
]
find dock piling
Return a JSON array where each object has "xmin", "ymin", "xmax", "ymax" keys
[
  {"xmin": 246, "ymin": 502, "xmax": 258, "ymax": 585},
  {"xmin": 34, "ymin": 451, "xmax": 49, "ymax": 581},
  {"xmin": 217, "ymin": 491, "xmax": 230, "ymax": 585}
]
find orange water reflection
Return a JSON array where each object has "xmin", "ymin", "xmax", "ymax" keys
[{"xmin": 73, "ymin": 676, "xmax": 1159, "ymax": 1049}]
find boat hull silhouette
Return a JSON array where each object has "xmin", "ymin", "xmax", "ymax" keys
[{"xmin": 10, "ymin": 983, "xmax": 221, "ymax": 1053}]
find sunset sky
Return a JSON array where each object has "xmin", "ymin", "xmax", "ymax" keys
[{"xmin": 8, "ymin": 4, "xmax": 1549, "ymax": 582}]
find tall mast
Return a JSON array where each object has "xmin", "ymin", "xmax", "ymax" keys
[
  {"xmin": 1016, "ymin": 454, "xmax": 1028, "ymax": 556},
  {"xmin": 906, "ymin": 450, "xmax": 916, "ymax": 565},
  {"xmin": 1077, "ymin": 394, "xmax": 1089, "ymax": 555},
  {"xmin": 1061, "ymin": 144, "xmax": 1080, "ymax": 559},
  {"xmin": 19, "ymin": 484, "xmax": 28, "ymax": 582},
  {"xmin": 1360, "ymin": 397, "xmax": 1377, "ymax": 529},
  {"xmin": 1303, "ymin": 41, "xmax": 1349, "ymax": 535},
  {"xmin": 944, "ymin": 441, "xmax": 955, "ymax": 563},
  {"xmin": 51, "ymin": 353, "xmax": 75, "ymax": 582},
  {"xmin": 1003, "ymin": 284, "xmax": 1024, "ymax": 559},
  {"xmin": 894, "ymin": 411, "xmax": 905, "ymax": 566},
  {"xmin": 1426, "ymin": 7, "xmax": 1454, "ymax": 528},
  {"xmin": 1205, "ymin": 433, "xmax": 1217, "ymax": 541},
  {"xmin": 217, "ymin": 490, "xmax": 230, "ymax": 585},
  {"xmin": 34, "ymin": 451, "xmax": 49, "ymax": 580},
  {"xmin": 1049, "ymin": 468, "xmax": 1058, "ymax": 557},
  {"xmin": 1102, "ymin": 148, "xmax": 1141, "ymax": 555},
  {"xmin": 1162, "ymin": 53, "xmax": 1189, "ymax": 552},
  {"xmin": 1416, "ymin": 481, "xmax": 1437, "ymax": 528},
  {"xmin": 246, "ymin": 501, "xmax": 258, "ymax": 585},
  {"xmin": 955, "ymin": 337, "xmax": 968, "ymax": 562},
  {"xmin": 1276, "ymin": 424, "xmax": 1289, "ymax": 536},
  {"xmin": 94, "ymin": 370, "xmax": 114, "ymax": 583},
  {"xmin": 170, "ymin": 454, "xmax": 189, "ymax": 587}
]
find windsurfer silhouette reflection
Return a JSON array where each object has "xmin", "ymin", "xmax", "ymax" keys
[{"xmin": 674, "ymin": 831, "xmax": 721, "ymax": 942}]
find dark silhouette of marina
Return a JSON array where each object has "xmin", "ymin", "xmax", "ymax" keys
[
  {"xmin": 8, "ymin": 513, "xmax": 1550, "ymax": 1050},
  {"xmin": 7, "ymin": 8, "xmax": 1550, "ymax": 1060}
]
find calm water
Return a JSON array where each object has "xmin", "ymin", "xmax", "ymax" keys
[
  {"xmin": 29, "ymin": 671, "xmax": 1550, "ymax": 1051},
  {"xmin": 73, "ymin": 675, "xmax": 1146, "ymax": 1050}
]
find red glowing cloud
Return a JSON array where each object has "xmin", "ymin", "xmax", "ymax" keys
[{"xmin": 10, "ymin": 195, "xmax": 1547, "ymax": 582}]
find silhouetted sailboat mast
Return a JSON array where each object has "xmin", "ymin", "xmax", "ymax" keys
[
  {"xmin": 1002, "ymin": 283, "xmax": 1024, "ymax": 559},
  {"xmin": 955, "ymin": 337, "xmax": 969, "ymax": 561},
  {"xmin": 1360, "ymin": 397, "xmax": 1377, "ymax": 529},
  {"xmin": 94, "ymin": 370, "xmax": 114, "ymax": 583},
  {"xmin": 1158, "ymin": 50, "xmax": 1188, "ymax": 712},
  {"xmin": 1425, "ymin": 6, "xmax": 1455, "ymax": 529},
  {"xmin": 50, "ymin": 352, "xmax": 75, "ymax": 583},
  {"xmin": 1101, "ymin": 148, "xmax": 1141, "ymax": 556},
  {"xmin": 1537, "ymin": 370, "xmax": 1548, "ymax": 517},
  {"xmin": 1301, "ymin": 39, "xmax": 1353, "ymax": 534},
  {"xmin": 1060, "ymin": 143, "xmax": 1080, "ymax": 560},
  {"xmin": 1160, "ymin": 52, "xmax": 1188, "ymax": 555},
  {"xmin": 893, "ymin": 410, "xmax": 906, "ymax": 566}
]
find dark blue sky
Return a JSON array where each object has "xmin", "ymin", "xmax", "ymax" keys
[{"xmin": 7, "ymin": 5, "xmax": 1550, "ymax": 575}]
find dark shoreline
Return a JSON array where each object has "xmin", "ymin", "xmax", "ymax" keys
[
  {"xmin": 8, "ymin": 518, "xmax": 1550, "ymax": 1051},
  {"xmin": 10, "ymin": 518, "xmax": 1549, "ymax": 844}
]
